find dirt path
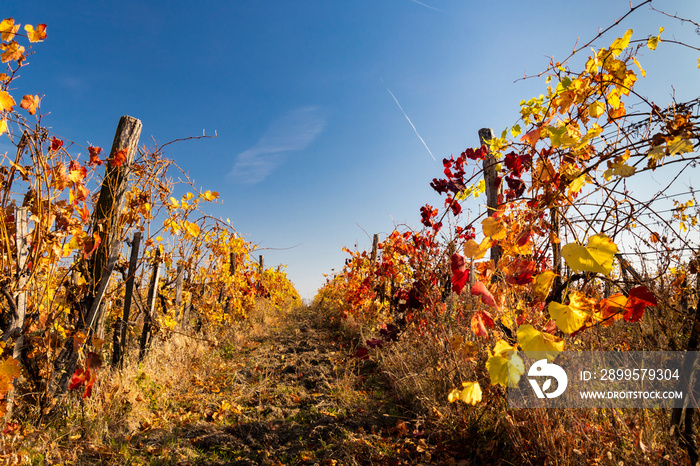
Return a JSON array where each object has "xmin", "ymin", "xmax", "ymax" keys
[{"xmin": 172, "ymin": 308, "xmax": 447, "ymax": 465}]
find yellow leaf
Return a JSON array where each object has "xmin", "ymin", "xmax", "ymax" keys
[
  {"xmin": 647, "ymin": 27, "xmax": 663, "ymax": 50},
  {"xmin": 486, "ymin": 339, "xmax": 525, "ymax": 387},
  {"xmin": 459, "ymin": 382, "xmax": 482, "ymax": 405},
  {"xmin": 603, "ymin": 162, "xmax": 636, "ymax": 181},
  {"xmin": 184, "ymin": 221, "xmax": 200, "ymax": 238},
  {"xmin": 482, "ymin": 216, "xmax": 506, "ymax": 240},
  {"xmin": 202, "ymin": 190, "xmax": 219, "ymax": 201},
  {"xmin": 561, "ymin": 233, "xmax": 617, "ymax": 275},
  {"xmin": 0, "ymin": 357, "xmax": 20, "ymax": 380},
  {"xmin": 532, "ymin": 271, "xmax": 556, "ymax": 301},
  {"xmin": 547, "ymin": 292, "xmax": 595, "ymax": 334},
  {"xmin": 567, "ymin": 175, "xmax": 587, "ymax": 195},
  {"xmin": 168, "ymin": 197, "xmax": 179, "ymax": 209},
  {"xmin": 647, "ymin": 145, "xmax": 665, "ymax": 162},
  {"xmin": 0, "ymin": 91, "xmax": 16, "ymax": 112},
  {"xmin": 463, "ymin": 237, "xmax": 491, "ymax": 260},
  {"xmin": 447, "ymin": 388, "xmax": 460, "ymax": 403},
  {"xmin": 631, "ymin": 57, "xmax": 646, "ymax": 77},
  {"xmin": 486, "ymin": 352, "xmax": 524, "ymax": 388},
  {"xmin": 510, "ymin": 124, "xmax": 522, "ymax": 138},
  {"xmin": 667, "ymin": 136, "xmax": 693, "ymax": 156},
  {"xmin": 517, "ymin": 324, "xmax": 565, "ymax": 360},
  {"xmin": 0, "ymin": 19, "xmax": 19, "ymax": 42},
  {"xmin": 589, "ymin": 101, "xmax": 605, "ymax": 118},
  {"xmin": 0, "ymin": 119, "xmax": 7, "ymax": 135},
  {"xmin": 610, "ymin": 29, "xmax": 633, "ymax": 57}
]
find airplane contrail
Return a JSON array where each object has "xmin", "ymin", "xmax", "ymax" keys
[
  {"xmin": 385, "ymin": 87, "xmax": 436, "ymax": 161},
  {"xmin": 407, "ymin": 0, "xmax": 442, "ymax": 12}
]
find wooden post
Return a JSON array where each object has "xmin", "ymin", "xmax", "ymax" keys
[
  {"xmin": 174, "ymin": 263, "xmax": 184, "ymax": 322},
  {"xmin": 259, "ymin": 255, "xmax": 264, "ymax": 276},
  {"xmin": 52, "ymin": 117, "xmax": 142, "ymax": 390},
  {"xmin": 551, "ymin": 207, "xmax": 563, "ymax": 292},
  {"xmin": 478, "ymin": 128, "xmax": 502, "ymax": 266},
  {"xmin": 90, "ymin": 116, "xmax": 142, "ymax": 298},
  {"xmin": 670, "ymin": 267, "xmax": 700, "ymax": 463},
  {"xmin": 4, "ymin": 207, "xmax": 28, "ymax": 346},
  {"xmin": 139, "ymin": 249, "xmax": 161, "ymax": 361},
  {"xmin": 111, "ymin": 231, "xmax": 141, "ymax": 369},
  {"xmin": 370, "ymin": 234, "xmax": 379, "ymax": 265},
  {"xmin": 230, "ymin": 253, "xmax": 237, "ymax": 275},
  {"xmin": 4, "ymin": 207, "xmax": 28, "ymax": 422}
]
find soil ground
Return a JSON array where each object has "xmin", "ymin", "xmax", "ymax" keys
[{"xmin": 110, "ymin": 306, "xmax": 474, "ymax": 465}]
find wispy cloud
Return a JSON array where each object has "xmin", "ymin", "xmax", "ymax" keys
[
  {"xmin": 227, "ymin": 106, "xmax": 326, "ymax": 184},
  {"xmin": 385, "ymin": 87, "xmax": 436, "ymax": 161},
  {"xmin": 407, "ymin": 0, "xmax": 442, "ymax": 12}
]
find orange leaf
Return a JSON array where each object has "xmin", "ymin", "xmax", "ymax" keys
[
  {"xmin": 24, "ymin": 24, "xmax": 47, "ymax": 42},
  {"xmin": 596, "ymin": 293, "xmax": 627, "ymax": 326},
  {"xmin": 0, "ymin": 41, "xmax": 25, "ymax": 63},
  {"xmin": 520, "ymin": 127, "xmax": 542, "ymax": 147},
  {"xmin": 110, "ymin": 148, "xmax": 128, "ymax": 167},
  {"xmin": 78, "ymin": 203, "xmax": 90, "ymax": 224},
  {"xmin": 471, "ymin": 310, "xmax": 494, "ymax": 337},
  {"xmin": 19, "ymin": 94, "xmax": 39, "ymax": 115}
]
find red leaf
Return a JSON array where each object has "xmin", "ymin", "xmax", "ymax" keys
[
  {"xmin": 505, "ymin": 258, "xmax": 537, "ymax": 285},
  {"xmin": 451, "ymin": 253, "xmax": 469, "ymax": 294},
  {"xmin": 86, "ymin": 351, "xmax": 103, "ymax": 371},
  {"xmin": 50, "ymin": 136, "xmax": 63, "ymax": 152},
  {"xmin": 354, "ymin": 347, "xmax": 369, "ymax": 360},
  {"xmin": 471, "ymin": 281, "xmax": 499, "ymax": 310},
  {"xmin": 623, "ymin": 286, "xmax": 657, "ymax": 322},
  {"xmin": 88, "ymin": 146, "xmax": 103, "ymax": 167},
  {"xmin": 68, "ymin": 368, "xmax": 89, "ymax": 391}
]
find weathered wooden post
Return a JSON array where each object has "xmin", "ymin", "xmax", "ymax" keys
[
  {"xmin": 174, "ymin": 263, "xmax": 184, "ymax": 322},
  {"xmin": 551, "ymin": 207, "xmax": 563, "ymax": 292},
  {"xmin": 91, "ymin": 116, "xmax": 143, "ymax": 304},
  {"xmin": 370, "ymin": 234, "xmax": 379, "ymax": 265},
  {"xmin": 111, "ymin": 231, "xmax": 141, "ymax": 369},
  {"xmin": 230, "ymin": 252, "xmax": 237, "ymax": 275},
  {"xmin": 139, "ymin": 248, "xmax": 161, "ymax": 361},
  {"xmin": 4, "ymin": 207, "xmax": 28, "ymax": 421},
  {"xmin": 479, "ymin": 128, "xmax": 502, "ymax": 266},
  {"xmin": 56, "ymin": 116, "xmax": 142, "ymax": 391}
]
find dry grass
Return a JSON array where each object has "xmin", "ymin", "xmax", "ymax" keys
[{"xmin": 325, "ymin": 287, "xmax": 698, "ymax": 465}]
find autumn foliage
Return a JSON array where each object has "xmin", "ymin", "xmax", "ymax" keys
[
  {"xmin": 0, "ymin": 15, "xmax": 300, "ymax": 439},
  {"xmin": 316, "ymin": 3, "xmax": 699, "ymax": 461}
]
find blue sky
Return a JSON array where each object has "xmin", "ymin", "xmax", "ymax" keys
[{"xmin": 6, "ymin": 1, "xmax": 699, "ymax": 300}]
